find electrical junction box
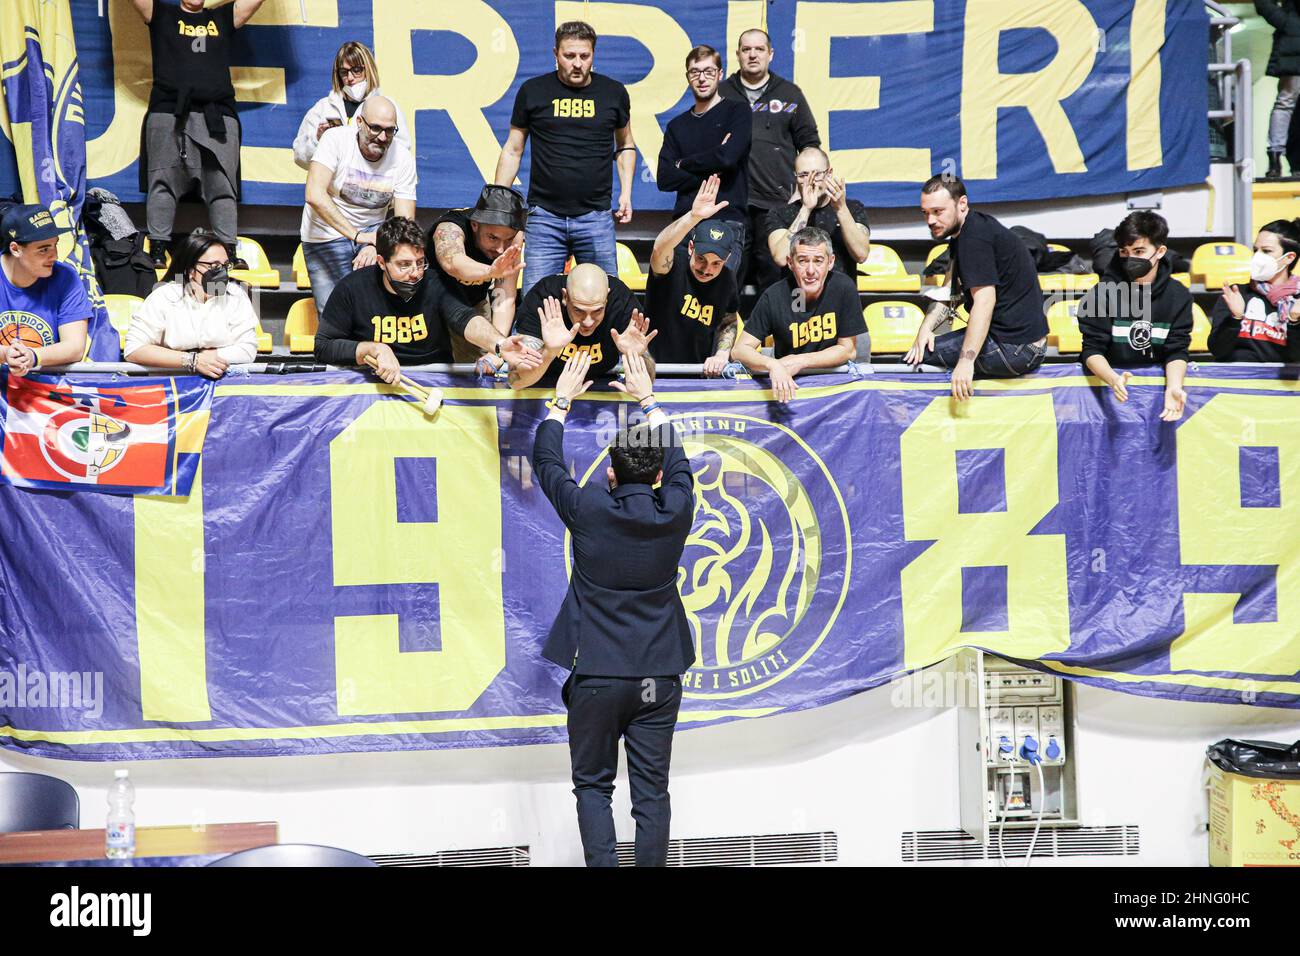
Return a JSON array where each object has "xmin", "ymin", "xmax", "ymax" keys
[{"xmin": 955, "ymin": 650, "xmax": 1081, "ymax": 844}]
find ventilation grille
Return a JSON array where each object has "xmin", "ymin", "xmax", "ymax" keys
[
  {"xmin": 370, "ymin": 846, "xmax": 530, "ymax": 867},
  {"xmin": 901, "ymin": 826, "xmax": 1140, "ymax": 862},
  {"xmin": 617, "ymin": 831, "xmax": 838, "ymax": 867}
]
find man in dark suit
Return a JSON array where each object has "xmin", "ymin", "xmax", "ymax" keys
[{"xmin": 532, "ymin": 345, "xmax": 696, "ymax": 867}]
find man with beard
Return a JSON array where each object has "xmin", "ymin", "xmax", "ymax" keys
[
  {"xmin": 429, "ymin": 185, "xmax": 528, "ymax": 368},
  {"xmin": 656, "ymin": 45, "xmax": 751, "ymax": 273},
  {"xmin": 905, "ymin": 175, "xmax": 1047, "ymax": 399},
  {"xmin": 731, "ymin": 226, "xmax": 866, "ymax": 403},
  {"xmin": 314, "ymin": 217, "xmax": 541, "ymax": 383},
  {"xmin": 496, "ymin": 21, "xmax": 636, "ymax": 295},
  {"xmin": 645, "ymin": 176, "xmax": 740, "ymax": 374}
]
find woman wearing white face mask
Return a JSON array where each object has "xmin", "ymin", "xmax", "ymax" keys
[
  {"xmin": 1209, "ymin": 218, "xmax": 1300, "ymax": 363},
  {"xmin": 292, "ymin": 42, "xmax": 411, "ymax": 170}
]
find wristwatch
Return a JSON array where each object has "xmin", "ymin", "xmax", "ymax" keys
[{"xmin": 549, "ymin": 396, "xmax": 572, "ymax": 412}]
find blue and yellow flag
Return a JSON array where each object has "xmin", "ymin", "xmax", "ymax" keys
[{"xmin": 0, "ymin": 0, "xmax": 117, "ymax": 361}]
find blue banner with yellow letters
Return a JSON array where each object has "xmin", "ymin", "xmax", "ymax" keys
[
  {"xmin": 0, "ymin": 365, "xmax": 1296, "ymax": 761},
  {"xmin": 0, "ymin": 0, "xmax": 1208, "ymax": 209}
]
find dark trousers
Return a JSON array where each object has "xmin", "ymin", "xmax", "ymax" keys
[
  {"xmin": 563, "ymin": 673, "xmax": 682, "ymax": 867},
  {"xmin": 924, "ymin": 329, "xmax": 1047, "ymax": 377}
]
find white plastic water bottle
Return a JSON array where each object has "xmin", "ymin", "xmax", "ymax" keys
[{"xmin": 105, "ymin": 769, "xmax": 135, "ymax": 859}]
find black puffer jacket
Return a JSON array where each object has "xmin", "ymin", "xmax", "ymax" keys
[{"xmin": 1257, "ymin": 0, "xmax": 1300, "ymax": 78}]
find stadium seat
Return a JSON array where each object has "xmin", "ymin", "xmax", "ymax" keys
[
  {"xmin": 1039, "ymin": 244, "xmax": 1099, "ymax": 292},
  {"xmin": 254, "ymin": 316, "xmax": 273, "ymax": 354},
  {"xmin": 284, "ymin": 298, "xmax": 318, "ymax": 353},
  {"xmin": 616, "ymin": 242, "xmax": 647, "ymax": 291},
  {"xmin": 1191, "ymin": 302, "xmax": 1210, "ymax": 352},
  {"xmin": 103, "ymin": 294, "xmax": 143, "ymax": 357},
  {"xmin": 864, "ymin": 301, "xmax": 923, "ymax": 353},
  {"xmin": 293, "ymin": 244, "xmax": 311, "ymax": 289},
  {"xmin": 1046, "ymin": 298, "xmax": 1083, "ymax": 353},
  {"xmin": 922, "ymin": 243, "xmax": 948, "ymax": 286},
  {"xmin": 228, "ymin": 236, "xmax": 280, "ymax": 288},
  {"xmin": 1190, "ymin": 242, "xmax": 1251, "ymax": 289},
  {"xmin": 856, "ymin": 243, "xmax": 921, "ymax": 292},
  {"xmin": 0, "ymin": 772, "xmax": 79, "ymax": 832},
  {"xmin": 1171, "ymin": 272, "xmax": 1191, "ymax": 287}
]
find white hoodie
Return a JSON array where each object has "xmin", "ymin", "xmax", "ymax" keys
[{"xmin": 292, "ymin": 88, "xmax": 412, "ymax": 170}]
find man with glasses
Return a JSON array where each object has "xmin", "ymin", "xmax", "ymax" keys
[
  {"xmin": 765, "ymin": 147, "xmax": 870, "ymax": 286},
  {"xmin": 314, "ymin": 217, "xmax": 543, "ymax": 383},
  {"xmin": 495, "ymin": 21, "xmax": 636, "ymax": 295},
  {"xmin": 656, "ymin": 45, "xmax": 751, "ymax": 274},
  {"xmin": 301, "ymin": 95, "xmax": 416, "ymax": 312}
]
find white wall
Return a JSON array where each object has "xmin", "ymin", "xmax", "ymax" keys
[{"xmin": 4, "ymin": 681, "xmax": 1296, "ymax": 866}]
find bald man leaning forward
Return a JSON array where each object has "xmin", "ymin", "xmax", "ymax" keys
[{"xmin": 511, "ymin": 263, "xmax": 658, "ymax": 389}]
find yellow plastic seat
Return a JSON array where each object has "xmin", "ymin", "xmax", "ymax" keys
[
  {"xmin": 1191, "ymin": 302, "xmax": 1210, "ymax": 352},
  {"xmin": 284, "ymin": 298, "xmax": 318, "ymax": 353},
  {"xmin": 229, "ymin": 236, "xmax": 280, "ymax": 288},
  {"xmin": 616, "ymin": 242, "xmax": 647, "ymax": 291},
  {"xmin": 1046, "ymin": 298, "xmax": 1082, "ymax": 353},
  {"xmin": 1039, "ymin": 244, "xmax": 1099, "ymax": 292},
  {"xmin": 1190, "ymin": 242, "xmax": 1251, "ymax": 290},
  {"xmin": 1171, "ymin": 272, "xmax": 1191, "ymax": 288},
  {"xmin": 293, "ymin": 244, "xmax": 311, "ymax": 289},
  {"xmin": 103, "ymin": 294, "xmax": 144, "ymax": 357},
  {"xmin": 922, "ymin": 243, "xmax": 948, "ymax": 286},
  {"xmin": 864, "ymin": 301, "xmax": 924, "ymax": 353},
  {"xmin": 856, "ymin": 242, "xmax": 921, "ymax": 292}
]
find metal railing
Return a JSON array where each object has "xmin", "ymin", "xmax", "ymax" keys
[{"xmin": 1206, "ymin": 1, "xmax": 1252, "ymax": 245}]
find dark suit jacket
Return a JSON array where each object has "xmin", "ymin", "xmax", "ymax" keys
[{"xmin": 532, "ymin": 418, "xmax": 696, "ymax": 677}]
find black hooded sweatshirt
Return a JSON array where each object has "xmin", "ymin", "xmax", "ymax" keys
[
  {"xmin": 719, "ymin": 71, "xmax": 820, "ymax": 210},
  {"xmin": 1077, "ymin": 255, "xmax": 1193, "ymax": 368},
  {"xmin": 1207, "ymin": 280, "xmax": 1300, "ymax": 362}
]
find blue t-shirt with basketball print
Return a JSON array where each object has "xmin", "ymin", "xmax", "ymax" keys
[{"xmin": 0, "ymin": 260, "xmax": 90, "ymax": 350}]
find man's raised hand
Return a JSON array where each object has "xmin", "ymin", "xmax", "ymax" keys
[
  {"xmin": 611, "ymin": 309, "xmax": 657, "ymax": 356},
  {"xmin": 691, "ymin": 174, "xmax": 730, "ymax": 221},
  {"xmin": 539, "ymin": 296, "xmax": 577, "ymax": 351}
]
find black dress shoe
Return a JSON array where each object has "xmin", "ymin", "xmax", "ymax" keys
[{"xmin": 1266, "ymin": 152, "xmax": 1284, "ymax": 179}]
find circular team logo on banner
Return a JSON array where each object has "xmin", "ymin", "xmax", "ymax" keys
[
  {"xmin": 572, "ymin": 413, "xmax": 851, "ymax": 699},
  {"xmin": 1128, "ymin": 319, "xmax": 1153, "ymax": 351},
  {"xmin": 0, "ymin": 310, "xmax": 55, "ymax": 349},
  {"xmin": 40, "ymin": 406, "xmax": 133, "ymax": 480}
]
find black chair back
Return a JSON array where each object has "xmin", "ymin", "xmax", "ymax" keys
[{"xmin": 0, "ymin": 772, "xmax": 80, "ymax": 832}]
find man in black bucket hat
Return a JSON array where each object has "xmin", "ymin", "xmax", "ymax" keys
[{"xmin": 429, "ymin": 184, "xmax": 529, "ymax": 368}]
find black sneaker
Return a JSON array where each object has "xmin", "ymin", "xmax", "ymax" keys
[
  {"xmin": 1266, "ymin": 152, "xmax": 1284, "ymax": 180},
  {"xmin": 149, "ymin": 239, "xmax": 169, "ymax": 268}
]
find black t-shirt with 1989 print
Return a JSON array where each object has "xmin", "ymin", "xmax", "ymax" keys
[
  {"xmin": 516, "ymin": 273, "xmax": 637, "ymax": 383},
  {"xmin": 645, "ymin": 253, "xmax": 740, "ymax": 364},
  {"xmin": 743, "ymin": 270, "xmax": 866, "ymax": 358}
]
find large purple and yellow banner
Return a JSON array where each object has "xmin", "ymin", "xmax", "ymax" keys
[{"xmin": 0, "ymin": 365, "xmax": 1297, "ymax": 761}]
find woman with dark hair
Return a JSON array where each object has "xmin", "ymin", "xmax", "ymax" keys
[
  {"xmin": 292, "ymin": 41, "xmax": 410, "ymax": 169},
  {"xmin": 124, "ymin": 229, "xmax": 258, "ymax": 378},
  {"xmin": 1209, "ymin": 218, "xmax": 1300, "ymax": 362},
  {"xmin": 1076, "ymin": 211, "xmax": 1193, "ymax": 421}
]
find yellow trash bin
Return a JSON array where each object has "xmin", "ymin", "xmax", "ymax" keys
[{"xmin": 1206, "ymin": 738, "xmax": 1300, "ymax": 867}]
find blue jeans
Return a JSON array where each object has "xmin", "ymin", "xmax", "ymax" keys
[
  {"xmin": 925, "ymin": 329, "xmax": 1047, "ymax": 377},
  {"xmin": 303, "ymin": 226, "xmax": 380, "ymax": 313},
  {"xmin": 522, "ymin": 206, "xmax": 617, "ymax": 297}
]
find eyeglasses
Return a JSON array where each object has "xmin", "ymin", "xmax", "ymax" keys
[
  {"xmin": 687, "ymin": 67, "xmax": 719, "ymax": 80},
  {"xmin": 388, "ymin": 259, "xmax": 427, "ymax": 276},
  {"xmin": 194, "ymin": 259, "xmax": 228, "ymax": 273},
  {"xmin": 358, "ymin": 117, "xmax": 397, "ymax": 140},
  {"xmin": 795, "ymin": 170, "xmax": 828, "ymax": 181},
  {"xmin": 338, "ymin": 65, "xmax": 366, "ymax": 80}
]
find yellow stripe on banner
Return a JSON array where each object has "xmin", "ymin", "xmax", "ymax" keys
[
  {"xmin": 1127, "ymin": 0, "xmax": 1165, "ymax": 171},
  {"xmin": 134, "ymin": 464, "xmax": 211, "ymax": 723},
  {"xmin": 174, "ymin": 410, "xmax": 210, "ymax": 455},
  {"xmin": 0, "ymin": 707, "xmax": 785, "ymax": 746},
  {"xmin": 1036, "ymin": 660, "xmax": 1300, "ymax": 696},
  {"xmin": 231, "ymin": 66, "xmax": 287, "ymax": 105}
]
